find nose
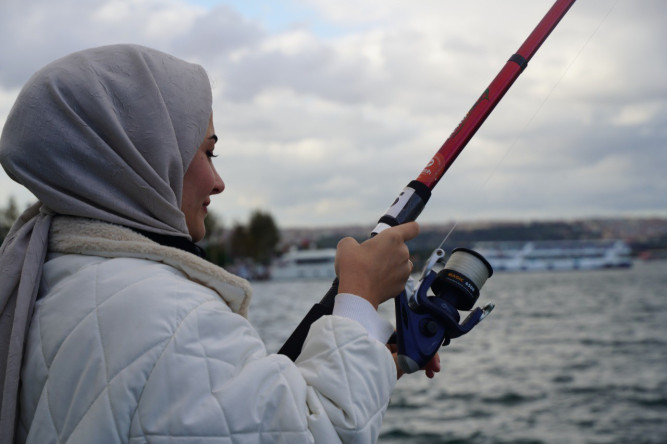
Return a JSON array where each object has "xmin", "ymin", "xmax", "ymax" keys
[{"xmin": 211, "ymin": 165, "xmax": 225, "ymax": 195}]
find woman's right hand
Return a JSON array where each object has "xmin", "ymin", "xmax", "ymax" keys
[{"xmin": 335, "ymin": 222, "xmax": 419, "ymax": 309}]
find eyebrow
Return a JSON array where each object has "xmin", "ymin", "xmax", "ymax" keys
[{"xmin": 210, "ymin": 134, "xmax": 218, "ymax": 143}]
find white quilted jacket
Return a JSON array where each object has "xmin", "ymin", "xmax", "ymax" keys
[{"xmin": 17, "ymin": 218, "xmax": 396, "ymax": 443}]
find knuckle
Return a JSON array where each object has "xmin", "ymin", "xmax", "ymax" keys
[{"xmin": 337, "ymin": 236, "xmax": 354, "ymax": 248}]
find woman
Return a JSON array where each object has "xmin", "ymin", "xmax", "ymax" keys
[{"xmin": 0, "ymin": 45, "xmax": 433, "ymax": 443}]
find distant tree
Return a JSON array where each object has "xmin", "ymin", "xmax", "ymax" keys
[
  {"xmin": 203, "ymin": 210, "xmax": 224, "ymax": 241},
  {"xmin": 247, "ymin": 210, "xmax": 280, "ymax": 265},
  {"xmin": 229, "ymin": 223, "xmax": 250, "ymax": 259},
  {"xmin": 199, "ymin": 209, "xmax": 281, "ymax": 267},
  {"xmin": 203, "ymin": 210, "xmax": 227, "ymax": 265}
]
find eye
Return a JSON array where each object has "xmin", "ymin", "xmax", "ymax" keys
[{"xmin": 206, "ymin": 150, "xmax": 218, "ymax": 158}]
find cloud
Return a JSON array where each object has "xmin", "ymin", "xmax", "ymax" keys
[{"xmin": 1, "ymin": 0, "xmax": 665, "ymax": 228}]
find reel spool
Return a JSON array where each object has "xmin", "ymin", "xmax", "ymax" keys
[
  {"xmin": 396, "ymin": 247, "xmax": 495, "ymax": 373},
  {"xmin": 431, "ymin": 248, "xmax": 493, "ymax": 311}
]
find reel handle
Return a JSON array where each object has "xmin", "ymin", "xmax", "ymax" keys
[{"xmin": 395, "ymin": 285, "xmax": 448, "ymax": 374}]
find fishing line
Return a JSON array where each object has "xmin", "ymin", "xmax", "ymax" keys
[
  {"xmin": 280, "ymin": 0, "xmax": 617, "ymax": 362},
  {"xmin": 437, "ymin": 0, "xmax": 620, "ymax": 249},
  {"xmin": 444, "ymin": 248, "xmax": 493, "ymax": 290}
]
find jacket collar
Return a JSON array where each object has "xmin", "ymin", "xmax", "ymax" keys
[{"xmin": 48, "ymin": 216, "xmax": 252, "ymax": 317}]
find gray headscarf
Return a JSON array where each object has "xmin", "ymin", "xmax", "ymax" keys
[{"xmin": 0, "ymin": 44, "xmax": 212, "ymax": 442}]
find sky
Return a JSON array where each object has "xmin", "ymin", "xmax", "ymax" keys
[{"xmin": 1, "ymin": 0, "xmax": 665, "ymax": 228}]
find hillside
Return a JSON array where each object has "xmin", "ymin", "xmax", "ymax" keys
[{"xmin": 278, "ymin": 217, "xmax": 667, "ymax": 261}]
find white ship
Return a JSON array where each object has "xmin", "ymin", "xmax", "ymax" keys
[
  {"xmin": 270, "ymin": 247, "xmax": 337, "ymax": 280},
  {"xmin": 473, "ymin": 240, "xmax": 633, "ymax": 272}
]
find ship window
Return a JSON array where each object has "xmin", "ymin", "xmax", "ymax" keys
[{"xmin": 295, "ymin": 258, "xmax": 335, "ymax": 265}]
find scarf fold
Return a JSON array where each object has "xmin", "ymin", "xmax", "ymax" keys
[
  {"xmin": 0, "ymin": 203, "xmax": 50, "ymax": 440},
  {"xmin": 0, "ymin": 44, "xmax": 223, "ymax": 443}
]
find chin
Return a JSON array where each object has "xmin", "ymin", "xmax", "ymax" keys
[{"xmin": 186, "ymin": 222, "xmax": 205, "ymax": 243}]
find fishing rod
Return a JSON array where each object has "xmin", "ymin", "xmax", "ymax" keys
[{"xmin": 279, "ymin": 0, "xmax": 577, "ymax": 361}]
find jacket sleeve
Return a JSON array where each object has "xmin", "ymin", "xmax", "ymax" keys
[{"xmin": 130, "ymin": 298, "xmax": 396, "ymax": 443}]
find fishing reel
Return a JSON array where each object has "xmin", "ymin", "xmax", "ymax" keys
[{"xmin": 395, "ymin": 247, "xmax": 495, "ymax": 373}]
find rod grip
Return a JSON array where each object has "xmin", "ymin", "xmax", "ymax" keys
[
  {"xmin": 279, "ymin": 181, "xmax": 430, "ymax": 361},
  {"xmin": 373, "ymin": 180, "xmax": 431, "ymax": 235}
]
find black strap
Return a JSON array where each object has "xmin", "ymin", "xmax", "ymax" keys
[
  {"xmin": 133, "ymin": 229, "xmax": 207, "ymax": 259},
  {"xmin": 278, "ymin": 301, "xmax": 335, "ymax": 360},
  {"xmin": 278, "ymin": 278, "xmax": 339, "ymax": 360}
]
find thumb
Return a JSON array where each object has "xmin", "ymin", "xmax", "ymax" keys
[{"xmin": 391, "ymin": 221, "xmax": 420, "ymax": 242}]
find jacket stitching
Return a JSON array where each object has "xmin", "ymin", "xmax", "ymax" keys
[
  {"xmin": 275, "ymin": 359, "xmax": 310, "ymax": 434},
  {"xmin": 130, "ymin": 297, "xmax": 220, "ymax": 439},
  {"xmin": 198, "ymin": 314, "xmax": 232, "ymax": 436},
  {"xmin": 331, "ymin": 322, "xmax": 356, "ymax": 428},
  {"xmin": 307, "ymin": 318, "xmax": 385, "ymax": 434},
  {"xmin": 55, "ymin": 264, "xmax": 120, "ymax": 441},
  {"xmin": 42, "ymin": 262, "xmax": 192, "ymax": 441},
  {"xmin": 40, "ymin": 260, "xmax": 156, "ymax": 368},
  {"xmin": 94, "ymin": 264, "xmax": 125, "ymax": 443},
  {"xmin": 44, "ymin": 379, "xmax": 60, "ymax": 439}
]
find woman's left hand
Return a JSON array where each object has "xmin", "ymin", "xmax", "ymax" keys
[{"xmin": 387, "ymin": 343, "xmax": 441, "ymax": 380}]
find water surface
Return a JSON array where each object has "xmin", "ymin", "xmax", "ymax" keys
[{"xmin": 249, "ymin": 261, "xmax": 667, "ymax": 443}]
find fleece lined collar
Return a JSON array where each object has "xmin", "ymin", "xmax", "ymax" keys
[{"xmin": 48, "ymin": 216, "xmax": 252, "ymax": 317}]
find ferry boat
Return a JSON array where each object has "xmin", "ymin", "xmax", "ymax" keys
[
  {"xmin": 270, "ymin": 247, "xmax": 337, "ymax": 280},
  {"xmin": 472, "ymin": 240, "xmax": 633, "ymax": 272}
]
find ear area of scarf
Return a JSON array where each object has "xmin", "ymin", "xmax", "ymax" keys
[{"xmin": 48, "ymin": 216, "xmax": 252, "ymax": 317}]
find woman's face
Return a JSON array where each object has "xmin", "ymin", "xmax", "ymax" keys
[{"xmin": 181, "ymin": 115, "xmax": 224, "ymax": 242}]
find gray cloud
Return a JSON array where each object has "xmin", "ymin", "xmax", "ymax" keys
[{"xmin": 1, "ymin": 0, "xmax": 665, "ymax": 228}]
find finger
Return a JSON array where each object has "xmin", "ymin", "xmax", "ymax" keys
[
  {"xmin": 421, "ymin": 353, "xmax": 441, "ymax": 379},
  {"xmin": 428, "ymin": 353, "xmax": 441, "ymax": 371},
  {"xmin": 392, "ymin": 221, "xmax": 420, "ymax": 241}
]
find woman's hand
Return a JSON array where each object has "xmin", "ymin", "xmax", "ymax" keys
[
  {"xmin": 387, "ymin": 342, "xmax": 441, "ymax": 380},
  {"xmin": 335, "ymin": 222, "xmax": 419, "ymax": 309}
]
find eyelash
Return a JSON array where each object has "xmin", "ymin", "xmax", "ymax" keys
[{"xmin": 207, "ymin": 150, "xmax": 218, "ymax": 158}]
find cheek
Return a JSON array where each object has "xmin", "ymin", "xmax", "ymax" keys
[
  {"xmin": 183, "ymin": 155, "xmax": 214, "ymax": 201},
  {"xmin": 183, "ymin": 160, "xmax": 202, "ymax": 202},
  {"xmin": 181, "ymin": 181, "xmax": 194, "ymax": 208}
]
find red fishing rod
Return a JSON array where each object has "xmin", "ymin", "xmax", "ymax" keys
[{"xmin": 279, "ymin": 0, "xmax": 577, "ymax": 360}]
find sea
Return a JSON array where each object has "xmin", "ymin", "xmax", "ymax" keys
[{"xmin": 248, "ymin": 260, "xmax": 667, "ymax": 444}]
